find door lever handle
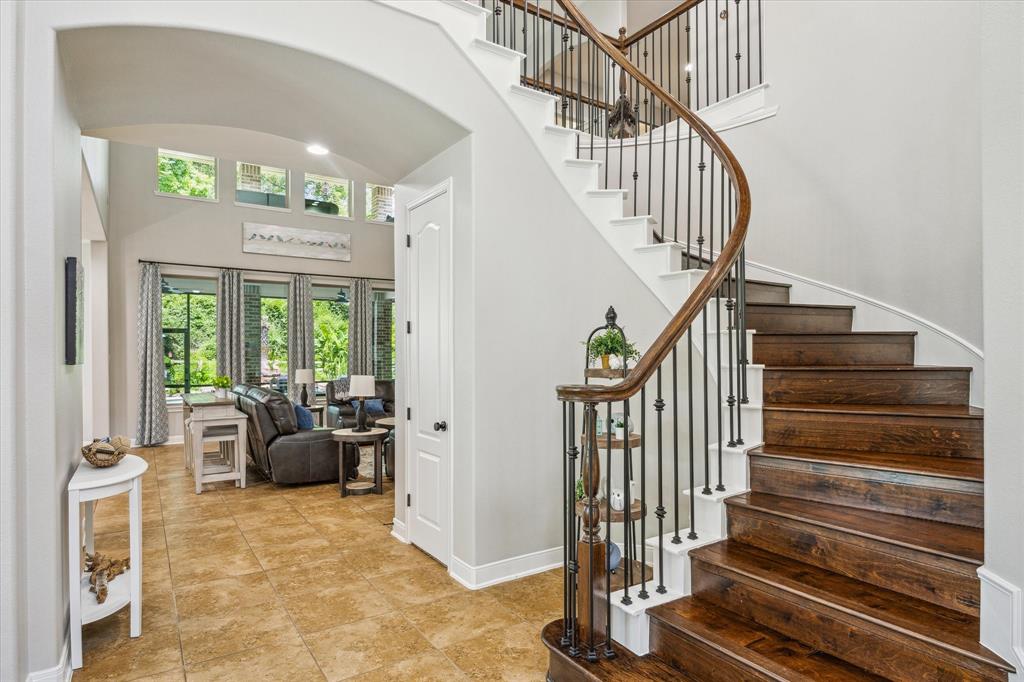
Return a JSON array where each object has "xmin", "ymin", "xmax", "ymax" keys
[{"xmin": 433, "ymin": 421, "xmax": 448, "ymax": 432}]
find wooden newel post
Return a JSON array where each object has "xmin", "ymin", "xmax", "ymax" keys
[{"xmin": 577, "ymin": 402, "xmax": 607, "ymax": 658}]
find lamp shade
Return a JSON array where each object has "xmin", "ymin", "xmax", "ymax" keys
[
  {"xmin": 349, "ymin": 375, "xmax": 375, "ymax": 397},
  {"xmin": 294, "ymin": 369, "xmax": 314, "ymax": 385}
]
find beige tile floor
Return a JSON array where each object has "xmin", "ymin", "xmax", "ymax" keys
[{"xmin": 74, "ymin": 444, "xmax": 559, "ymax": 681}]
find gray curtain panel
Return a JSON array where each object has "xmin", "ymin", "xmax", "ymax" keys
[
  {"xmin": 287, "ymin": 274, "xmax": 314, "ymax": 401},
  {"xmin": 136, "ymin": 262, "xmax": 169, "ymax": 446},
  {"xmin": 216, "ymin": 269, "xmax": 245, "ymax": 384},
  {"xmin": 348, "ymin": 278, "xmax": 374, "ymax": 375}
]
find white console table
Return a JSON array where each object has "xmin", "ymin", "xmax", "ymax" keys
[{"xmin": 67, "ymin": 453, "xmax": 148, "ymax": 669}]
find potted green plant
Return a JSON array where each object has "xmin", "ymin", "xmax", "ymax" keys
[
  {"xmin": 212, "ymin": 375, "xmax": 232, "ymax": 399},
  {"xmin": 585, "ymin": 330, "xmax": 640, "ymax": 370},
  {"xmin": 613, "ymin": 417, "xmax": 626, "ymax": 440}
]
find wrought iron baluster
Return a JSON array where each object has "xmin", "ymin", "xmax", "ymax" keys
[
  {"xmin": 621, "ymin": 397, "xmax": 632, "ymax": 605},
  {"xmin": 654, "ymin": 368, "xmax": 666, "ymax": 594},
  {"xmin": 671, "ymin": 347, "xmax": 681, "ymax": 543},
  {"xmin": 604, "ymin": 402, "xmax": 614, "ymax": 659},
  {"xmin": 638, "ymin": 385, "xmax": 648, "ymax": 599}
]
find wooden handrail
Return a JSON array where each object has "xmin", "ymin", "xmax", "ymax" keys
[
  {"xmin": 619, "ymin": 0, "xmax": 701, "ymax": 48},
  {"xmin": 554, "ymin": 0, "xmax": 751, "ymax": 403}
]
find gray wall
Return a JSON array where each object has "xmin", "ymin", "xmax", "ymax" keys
[{"xmin": 105, "ymin": 141, "xmax": 397, "ymax": 437}]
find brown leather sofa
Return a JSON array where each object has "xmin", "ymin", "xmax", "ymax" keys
[{"xmin": 231, "ymin": 384, "xmax": 357, "ymax": 485}]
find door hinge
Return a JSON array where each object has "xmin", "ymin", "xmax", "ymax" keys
[
  {"xmin": 406, "ymin": 407, "xmax": 411, "ymax": 420},
  {"xmin": 406, "ymin": 320, "xmax": 411, "ymax": 334},
  {"xmin": 406, "ymin": 234, "xmax": 411, "ymax": 247},
  {"xmin": 407, "ymin": 493, "xmax": 411, "ymax": 507}
]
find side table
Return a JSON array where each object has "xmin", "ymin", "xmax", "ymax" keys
[
  {"xmin": 331, "ymin": 428, "xmax": 387, "ymax": 497},
  {"xmin": 68, "ymin": 453, "xmax": 149, "ymax": 669},
  {"xmin": 375, "ymin": 416, "xmax": 396, "ymax": 479}
]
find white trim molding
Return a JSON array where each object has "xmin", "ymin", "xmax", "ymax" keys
[
  {"xmin": 980, "ymin": 566, "xmax": 1024, "ymax": 680},
  {"xmin": 390, "ymin": 517, "xmax": 410, "ymax": 544},
  {"xmin": 25, "ymin": 639, "xmax": 71, "ymax": 682},
  {"xmin": 448, "ymin": 546, "xmax": 562, "ymax": 590}
]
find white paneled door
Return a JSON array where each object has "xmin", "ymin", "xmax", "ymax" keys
[{"xmin": 406, "ymin": 181, "xmax": 452, "ymax": 564}]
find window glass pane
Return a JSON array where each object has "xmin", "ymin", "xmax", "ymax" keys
[
  {"xmin": 260, "ymin": 297, "xmax": 289, "ymax": 391},
  {"xmin": 365, "ymin": 183, "xmax": 395, "ymax": 223},
  {"xmin": 313, "ymin": 286, "xmax": 349, "ymax": 383},
  {"xmin": 160, "ymin": 277, "xmax": 217, "ymax": 397},
  {"xmin": 304, "ymin": 173, "xmax": 351, "ymax": 218},
  {"xmin": 236, "ymin": 162, "xmax": 288, "ymax": 208},
  {"xmin": 157, "ymin": 149, "xmax": 217, "ymax": 199}
]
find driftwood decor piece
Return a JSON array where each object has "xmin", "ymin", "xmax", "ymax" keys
[
  {"xmin": 81, "ymin": 436, "xmax": 131, "ymax": 468},
  {"xmin": 84, "ymin": 552, "xmax": 130, "ymax": 604}
]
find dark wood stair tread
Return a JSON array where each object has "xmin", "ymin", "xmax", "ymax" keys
[
  {"xmin": 649, "ymin": 598, "xmax": 886, "ymax": 681},
  {"xmin": 727, "ymin": 492, "xmax": 983, "ymax": 564},
  {"xmin": 764, "ymin": 402, "xmax": 983, "ymax": 418},
  {"xmin": 748, "ymin": 303, "xmax": 855, "ymax": 311},
  {"xmin": 542, "ymin": 619, "xmax": 691, "ymax": 680},
  {"xmin": 764, "ymin": 364, "xmax": 971, "ymax": 372},
  {"xmin": 755, "ymin": 331, "xmax": 917, "ymax": 338},
  {"xmin": 692, "ymin": 540, "xmax": 1012, "ymax": 673},
  {"xmin": 749, "ymin": 445, "xmax": 983, "ymax": 481}
]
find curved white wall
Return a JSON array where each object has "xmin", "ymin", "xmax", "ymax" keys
[{"xmin": 721, "ymin": 0, "xmax": 984, "ymax": 349}]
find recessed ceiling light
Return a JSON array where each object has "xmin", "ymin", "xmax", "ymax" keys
[{"xmin": 307, "ymin": 144, "xmax": 329, "ymax": 155}]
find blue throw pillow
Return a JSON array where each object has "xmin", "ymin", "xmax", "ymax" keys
[
  {"xmin": 293, "ymin": 402, "xmax": 314, "ymax": 430},
  {"xmin": 352, "ymin": 398, "xmax": 386, "ymax": 417}
]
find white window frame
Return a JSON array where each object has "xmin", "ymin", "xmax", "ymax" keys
[
  {"xmin": 154, "ymin": 149, "xmax": 219, "ymax": 203},
  {"xmin": 303, "ymin": 172, "xmax": 353, "ymax": 221},
  {"xmin": 234, "ymin": 161, "xmax": 291, "ymax": 212}
]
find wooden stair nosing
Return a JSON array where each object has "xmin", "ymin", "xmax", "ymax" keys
[
  {"xmin": 763, "ymin": 365, "xmax": 972, "ymax": 406},
  {"xmin": 726, "ymin": 492, "xmax": 983, "ymax": 565},
  {"xmin": 762, "ymin": 404, "xmax": 984, "ymax": 457},
  {"xmin": 748, "ymin": 445, "xmax": 984, "ymax": 482},
  {"xmin": 747, "ymin": 451, "xmax": 983, "ymax": 529},
  {"xmin": 648, "ymin": 597, "xmax": 886, "ymax": 681},
  {"xmin": 691, "ymin": 541, "xmax": 1013, "ymax": 679},
  {"xmin": 726, "ymin": 493, "xmax": 982, "ymax": 616},
  {"xmin": 751, "ymin": 332, "xmax": 917, "ymax": 367}
]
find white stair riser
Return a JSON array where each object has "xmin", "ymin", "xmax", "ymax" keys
[
  {"xmin": 506, "ymin": 90, "xmax": 556, "ymax": 130},
  {"xmin": 606, "ymin": 218, "xmax": 655, "ymax": 249},
  {"xmin": 468, "ymin": 40, "xmax": 523, "ymax": 85}
]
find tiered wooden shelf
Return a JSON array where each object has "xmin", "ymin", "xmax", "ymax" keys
[{"xmin": 575, "ymin": 498, "xmax": 645, "ymax": 523}]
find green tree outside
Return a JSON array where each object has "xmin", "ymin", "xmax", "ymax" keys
[{"xmin": 157, "ymin": 154, "xmax": 216, "ymax": 199}]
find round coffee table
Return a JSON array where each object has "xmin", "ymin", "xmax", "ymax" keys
[{"xmin": 331, "ymin": 428, "xmax": 387, "ymax": 497}]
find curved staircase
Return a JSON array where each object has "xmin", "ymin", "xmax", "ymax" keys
[{"xmin": 423, "ymin": 0, "xmax": 1013, "ymax": 679}]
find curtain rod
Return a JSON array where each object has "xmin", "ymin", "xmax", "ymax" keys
[{"xmin": 137, "ymin": 259, "xmax": 396, "ymax": 282}]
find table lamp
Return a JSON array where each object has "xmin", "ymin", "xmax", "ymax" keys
[
  {"xmin": 295, "ymin": 369, "xmax": 314, "ymax": 406},
  {"xmin": 349, "ymin": 375, "xmax": 375, "ymax": 432}
]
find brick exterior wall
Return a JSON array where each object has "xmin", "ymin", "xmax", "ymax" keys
[
  {"xmin": 243, "ymin": 284, "xmax": 262, "ymax": 385},
  {"xmin": 373, "ymin": 296, "xmax": 395, "ymax": 379}
]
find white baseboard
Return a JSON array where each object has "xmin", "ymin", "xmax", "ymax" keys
[
  {"xmin": 129, "ymin": 435, "xmax": 184, "ymax": 448},
  {"xmin": 980, "ymin": 566, "xmax": 1024, "ymax": 680},
  {"xmin": 390, "ymin": 517, "xmax": 410, "ymax": 544},
  {"xmin": 26, "ymin": 638, "xmax": 71, "ymax": 682},
  {"xmin": 448, "ymin": 546, "xmax": 562, "ymax": 590}
]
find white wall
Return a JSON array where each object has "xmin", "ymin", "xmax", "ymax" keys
[
  {"xmin": 979, "ymin": 1, "xmax": 1024, "ymax": 675},
  {"xmin": 106, "ymin": 139, "xmax": 397, "ymax": 437},
  {"xmin": 80, "ymin": 136, "xmax": 109, "ymax": 234},
  {"xmin": 0, "ymin": 10, "xmax": 84, "ymax": 675},
  {"xmin": 83, "ymin": 239, "xmax": 110, "ymax": 440},
  {"xmin": 724, "ymin": 0, "xmax": 985, "ymax": 348}
]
